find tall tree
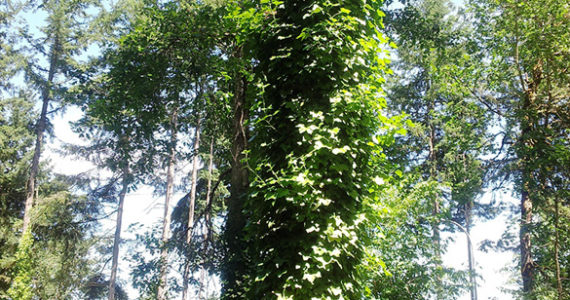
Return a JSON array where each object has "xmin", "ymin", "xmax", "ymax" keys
[
  {"xmin": 221, "ymin": 40, "xmax": 249, "ymax": 300},
  {"xmin": 377, "ymin": 1, "xmax": 492, "ymax": 298},
  {"xmin": 471, "ymin": 0, "xmax": 570, "ymax": 297},
  {"xmin": 19, "ymin": 0, "xmax": 95, "ymax": 235},
  {"xmin": 89, "ymin": 3, "xmax": 227, "ymax": 299},
  {"xmin": 222, "ymin": 0, "xmax": 399, "ymax": 298}
]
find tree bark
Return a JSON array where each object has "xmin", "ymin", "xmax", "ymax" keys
[
  {"xmin": 182, "ymin": 117, "xmax": 201, "ymax": 300},
  {"xmin": 554, "ymin": 197, "xmax": 562, "ymax": 300},
  {"xmin": 198, "ymin": 136, "xmax": 215, "ymax": 299},
  {"xmin": 22, "ymin": 33, "xmax": 60, "ymax": 234},
  {"xmin": 429, "ymin": 123, "xmax": 440, "ymax": 253},
  {"xmin": 222, "ymin": 47, "xmax": 249, "ymax": 298},
  {"xmin": 427, "ymin": 98, "xmax": 443, "ymax": 298},
  {"xmin": 520, "ymin": 188, "xmax": 533, "ymax": 294},
  {"xmin": 520, "ymin": 61, "xmax": 541, "ymax": 297},
  {"xmin": 157, "ymin": 109, "xmax": 178, "ymax": 300},
  {"xmin": 108, "ymin": 165, "xmax": 129, "ymax": 300},
  {"xmin": 464, "ymin": 201, "xmax": 478, "ymax": 300}
]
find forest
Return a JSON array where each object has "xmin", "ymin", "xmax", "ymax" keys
[{"xmin": 0, "ymin": 0, "xmax": 568, "ymax": 299}]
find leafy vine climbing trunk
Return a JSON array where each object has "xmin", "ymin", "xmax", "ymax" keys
[
  {"xmin": 235, "ymin": 0, "xmax": 391, "ymax": 298},
  {"xmin": 182, "ymin": 116, "xmax": 201, "ymax": 300},
  {"xmin": 157, "ymin": 108, "xmax": 178, "ymax": 300}
]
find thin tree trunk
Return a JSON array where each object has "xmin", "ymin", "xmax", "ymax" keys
[
  {"xmin": 554, "ymin": 197, "xmax": 562, "ymax": 300},
  {"xmin": 464, "ymin": 201, "xmax": 478, "ymax": 300},
  {"xmin": 520, "ymin": 188, "xmax": 533, "ymax": 294},
  {"xmin": 427, "ymin": 99, "xmax": 443, "ymax": 297},
  {"xmin": 157, "ymin": 109, "xmax": 178, "ymax": 300},
  {"xmin": 108, "ymin": 165, "xmax": 129, "ymax": 300},
  {"xmin": 22, "ymin": 34, "xmax": 60, "ymax": 234},
  {"xmin": 429, "ymin": 123, "xmax": 440, "ymax": 246},
  {"xmin": 198, "ymin": 136, "xmax": 214, "ymax": 299},
  {"xmin": 182, "ymin": 117, "xmax": 201, "ymax": 300},
  {"xmin": 222, "ymin": 47, "xmax": 249, "ymax": 298},
  {"xmin": 520, "ymin": 61, "xmax": 541, "ymax": 296}
]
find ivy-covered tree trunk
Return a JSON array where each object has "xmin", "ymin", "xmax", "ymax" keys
[
  {"xmin": 238, "ymin": 0, "xmax": 390, "ymax": 298},
  {"xmin": 157, "ymin": 109, "xmax": 178, "ymax": 300},
  {"xmin": 182, "ymin": 117, "xmax": 201, "ymax": 300}
]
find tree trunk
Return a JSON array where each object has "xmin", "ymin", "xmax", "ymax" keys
[
  {"xmin": 198, "ymin": 136, "xmax": 215, "ymax": 299},
  {"xmin": 157, "ymin": 109, "xmax": 178, "ymax": 300},
  {"xmin": 22, "ymin": 33, "xmax": 60, "ymax": 234},
  {"xmin": 108, "ymin": 165, "xmax": 129, "ymax": 300},
  {"xmin": 427, "ymin": 99, "xmax": 443, "ymax": 297},
  {"xmin": 222, "ymin": 47, "xmax": 249, "ymax": 298},
  {"xmin": 464, "ymin": 201, "xmax": 478, "ymax": 300},
  {"xmin": 182, "ymin": 117, "xmax": 201, "ymax": 300},
  {"xmin": 554, "ymin": 197, "xmax": 562, "ymax": 300},
  {"xmin": 520, "ymin": 61, "xmax": 541, "ymax": 296},
  {"xmin": 520, "ymin": 188, "xmax": 533, "ymax": 294},
  {"xmin": 429, "ymin": 123, "xmax": 440, "ymax": 246}
]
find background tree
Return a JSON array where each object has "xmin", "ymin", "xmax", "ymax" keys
[
  {"xmin": 20, "ymin": 0, "xmax": 96, "ymax": 234},
  {"xmin": 93, "ymin": 2, "xmax": 230, "ymax": 299},
  {"xmin": 471, "ymin": 0, "xmax": 570, "ymax": 298},
  {"xmin": 0, "ymin": 0, "xmax": 111, "ymax": 298},
  {"xmin": 370, "ymin": 1, "xmax": 494, "ymax": 298}
]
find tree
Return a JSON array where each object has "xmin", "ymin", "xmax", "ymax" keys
[
  {"xmin": 0, "ymin": 95, "xmax": 35, "ymax": 294},
  {"xmin": 0, "ymin": 1, "xmax": 108, "ymax": 298},
  {"xmin": 20, "ymin": 0, "xmax": 95, "ymax": 235},
  {"xmin": 471, "ymin": 0, "xmax": 570, "ymax": 298},
  {"xmin": 375, "ymin": 1, "xmax": 493, "ymax": 298},
  {"xmin": 90, "ymin": 2, "xmax": 228, "ymax": 299},
  {"xmin": 0, "ymin": 94, "xmax": 106, "ymax": 299},
  {"xmin": 220, "ymin": 0, "xmax": 399, "ymax": 298}
]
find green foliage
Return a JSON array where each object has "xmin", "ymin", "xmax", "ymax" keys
[
  {"xmin": 0, "ymin": 95, "xmax": 34, "ymax": 294},
  {"xmin": 372, "ymin": 1, "xmax": 494, "ymax": 298},
  {"xmin": 471, "ymin": 0, "xmax": 570, "ymax": 297},
  {"xmin": 366, "ymin": 176, "xmax": 469, "ymax": 299},
  {"xmin": 128, "ymin": 224, "xmax": 165, "ymax": 299},
  {"xmin": 1, "ymin": 172, "xmax": 102, "ymax": 299},
  {"xmin": 6, "ymin": 231, "xmax": 33, "ymax": 300},
  {"xmin": 2, "ymin": 0, "xmax": 568, "ymax": 298},
  {"xmin": 231, "ymin": 0, "xmax": 401, "ymax": 298}
]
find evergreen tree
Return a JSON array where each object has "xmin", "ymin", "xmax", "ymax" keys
[{"xmin": 20, "ymin": 0, "xmax": 96, "ymax": 234}]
